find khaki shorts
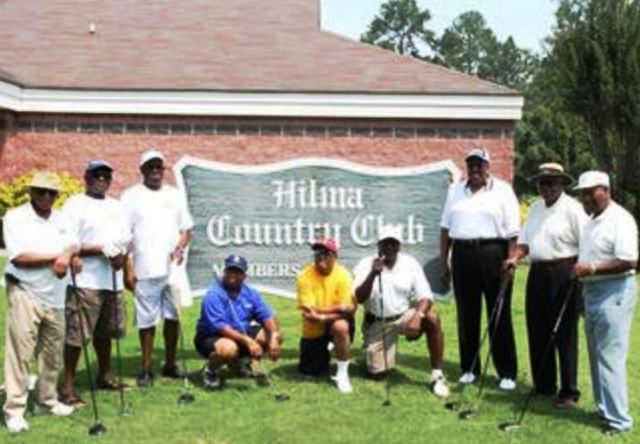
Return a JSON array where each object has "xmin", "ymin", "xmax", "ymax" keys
[
  {"xmin": 65, "ymin": 286, "xmax": 126, "ymax": 347},
  {"xmin": 362, "ymin": 308, "xmax": 421, "ymax": 374}
]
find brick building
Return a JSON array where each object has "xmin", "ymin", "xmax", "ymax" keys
[{"xmin": 0, "ymin": 0, "xmax": 522, "ymax": 192}]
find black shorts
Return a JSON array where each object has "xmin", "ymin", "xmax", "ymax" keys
[
  {"xmin": 194, "ymin": 324, "xmax": 261, "ymax": 359},
  {"xmin": 298, "ymin": 317, "xmax": 355, "ymax": 376}
]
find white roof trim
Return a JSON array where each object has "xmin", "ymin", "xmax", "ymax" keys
[{"xmin": 0, "ymin": 80, "xmax": 523, "ymax": 120}]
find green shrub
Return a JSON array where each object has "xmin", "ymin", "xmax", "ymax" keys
[{"xmin": 0, "ymin": 170, "xmax": 83, "ymax": 218}]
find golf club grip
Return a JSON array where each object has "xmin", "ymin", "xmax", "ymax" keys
[{"xmin": 111, "ymin": 268, "xmax": 127, "ymax": 411}]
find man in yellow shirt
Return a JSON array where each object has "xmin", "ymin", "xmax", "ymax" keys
[{"xmin": 297, "ymin": 238, "xmax": 356, "ymax": 394}]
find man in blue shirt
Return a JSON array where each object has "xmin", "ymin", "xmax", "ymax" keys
[{"xmin": 194, "ymin": 255, "xmax": 282, "ymax": 389}]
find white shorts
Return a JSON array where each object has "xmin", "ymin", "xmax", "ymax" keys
[{"xmin": 134, "ymin": 277, "xmax": 179, "ymax": 329}]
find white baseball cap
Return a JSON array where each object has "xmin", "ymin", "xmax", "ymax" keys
[
  {"xmin": 139, "ymin": 149, "xmax": 166, "ymax": 167},
  {"xmin": 573, "ymin": 171, "xmax": 610, "ymax": 190},
  {"xmin": 465, "ymin": 147, "xmax": 491, "ymax": 163},
  {"xmin": 378, "ymin": 224, "xmax": 403, "ymax": 243}
]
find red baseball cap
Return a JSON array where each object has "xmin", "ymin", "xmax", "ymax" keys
[{"xmin": 312, "ymin": 238, "xmax": 339, "ymax": 254}]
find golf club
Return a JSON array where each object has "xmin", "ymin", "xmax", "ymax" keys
[
  {"xmin": 444, "ymin": 280, "xmax": 509, "ymax": 411},
  {"xmin": 378, "ymin": 273, "xmax": 391, "ymax": 407},
  {"xmin": 458, "ymin": 278, "xmax": 510, "ymax": 420},
  {"xmin": 254, "ymin": 359, "xmax": 290, "ymax": 403},
  {"xmin": 168, "ymin": 272, "xmax": 196, "ymax": 405},
  {"xmin": 111, "ymin": 269, "xmax": 131, "ymax": 415},
  {"xmin": 71, "ymin": 271, "xmax": 107, "ymax": 437},
  {"xmin": 498, "ymin": 279, "xmax": 577, "ymax": 432}
]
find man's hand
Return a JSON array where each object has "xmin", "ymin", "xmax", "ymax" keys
[
  {"xmin": 302, "ymin": 309, "xmax": 323, "ymax": 323},
  {"xmin": 268, "ymin": 337, "xmax": 282, "ymax": 361},
  {"xmin": 70, "ymin": 256, "xmax": 83, "ymax": 275},
  {"xmin": 52, "ymin": 255, "xmax": 70, "ymax": 278},
  {"xmin": 245, "ymin": 337, "xmax": 263, "ymax": 359},
  {"xmin": 110, "ymin": 254, "xmax": 125, "ymax": 271},
  {"xmin": 171, "ymin": 245, "xmax": 185, "ymax": 265},
  {"xmin": 371, "ymin": 256, "xmax": 385, "ymax": 274},
  {"xmin": 502, "ymin": 257, "xmax": 519, "ymax": 280},
  {"xmin": 574, "ymin": 262, "xmax": 592, "ymax": 278},
  {"xmin": 404, "ymin": 312, "xmax": 423, "ymax": 339},
  {"xmin": 439, "ymin": 259, "xmax": 451, "ymax": 286}
]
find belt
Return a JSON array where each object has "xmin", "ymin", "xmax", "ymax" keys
[
  {"xmin": 531, "ymin": 256, "xmax": 577, "ymax": 268},
  {"xmin": 5, "ymin": 273, "xmax": 20, "ymax": 285},
  {"xmin": 364, "ymin": 312, "xmax": 402, "ymax": 325},
  {"xmin": 453, "ymin": 238, "xmax": 507, "ymax": 247}
]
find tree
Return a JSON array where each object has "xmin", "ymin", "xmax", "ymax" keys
[
  {"xmin": 360, "ymin": 0, "xmax": 435, "ymax": 57},
  {"xmin": 545, "ymin": 0, "xmax": 640, "ymax": 220}
]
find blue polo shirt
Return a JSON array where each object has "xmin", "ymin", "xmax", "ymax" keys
[{"xmin": 196, "ymin": 281, "xmax": 273, "ymax": 336}]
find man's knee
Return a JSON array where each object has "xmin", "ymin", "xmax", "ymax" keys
[
  {"xmin": 214, "ymin": 339, "xmax": 240, "ymax": 362},
  {"xmin": 423, "ymin": 311, "xmax": 442, "ymax": 335},
  {"xmin": 330, "ymin": 319, "xmax": 350, "ymax": 339}
]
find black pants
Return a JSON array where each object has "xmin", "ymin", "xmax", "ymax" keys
[
  {"xmin": 526, "ymin": 261, "xmax": 580, "ymax": 400},
  {"xmin": 452, "ymin": 240, "xmax": 517, "ymax": 379}
]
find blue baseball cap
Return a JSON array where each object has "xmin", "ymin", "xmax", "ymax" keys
[
  {"xmin": 224, "ymin": 255, "xmax": 248, "ymax": 272},
  {"xmin": 86, "ymin": 159, "xmax": 114, "ymax": 172}
]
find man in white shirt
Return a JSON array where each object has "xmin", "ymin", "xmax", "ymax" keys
[
  {"xmin": 354, "ymin": 225, "xmax": 449, "ymax": 398},
  {"xmin": 504, "ymin": 163, "xmax": 588, "ymax": 407},
  {"xmin": 122, "ymin": 150, "xmax": 193, "ymax": 387},
  {"xmin": 3, "ymin": 172, "xmax": 80, "ymax": 434},
  {"xmin": 439, "ymin": 147, "xmax": 520, "ymax": 390},
  {"xmin": 60, "ymin": 160, "xmax": 131, "ymax": 407},
  {"xmin": 573, "ymin": 171, "xmax": 638, "ymax": 436}
]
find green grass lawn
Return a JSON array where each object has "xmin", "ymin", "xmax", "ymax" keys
[{"xmin": 1, "ymin": 266, "xmax": 639, "ymax": 444}]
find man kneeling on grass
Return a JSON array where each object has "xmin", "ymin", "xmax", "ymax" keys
[
  {"xmin": 353, "ymin": 225, "xmax": 450, "ymax": 398},
  {"xmin": 194, "ymin": 255, "xmax": 283, "ymax": 390}
]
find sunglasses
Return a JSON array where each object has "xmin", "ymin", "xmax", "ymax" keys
[
  {"xmin": 313, "ymin": 250, "xmax": 333, "ymax": 260},
  {"xmin": 538, "ymin": 179, "xmax": 559, "ymax": 187}
]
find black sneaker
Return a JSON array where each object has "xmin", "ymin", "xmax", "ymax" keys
[
  {"xmin": 601, "ymin": 424, "xmax": 625, "ymax": 436},
  {"xmin": 202, "ymin": 367, "xmax": 222, "ymax": 391},
  {"xmin": 161, "ymin": 365, "xmax": 185, "ymax": 379},
  {"xmin": 137, "ymin": 370, "xmax": 154, "ymax": 388}
]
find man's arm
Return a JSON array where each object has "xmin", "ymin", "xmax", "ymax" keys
[
  {"xmin": 575, "ymin": 259, "xmax": 637, "ymax": 278},
  {"xmin": 354, "ymin": 256, "xmax": 385, "ymax": 304},
  {"xmin": 171, "ymin": 229, "xmax": 192, "ymax": 264},
  {"xmin": 439, "ymin": 228, "xmax": 453, "ymax": 285}
]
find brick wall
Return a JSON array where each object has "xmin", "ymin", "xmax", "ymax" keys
[{"xmin": 0, "ymin": 113, "xmax": 515, "ymax": 193}]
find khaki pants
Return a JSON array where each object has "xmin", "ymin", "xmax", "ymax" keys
[
  {"xmin": 363, "ymin": 309, "xmax": 417, "ymax": 374},
  {"xmin": 3, "ymin": 278, "xmax": 65, "ymax": 418}
]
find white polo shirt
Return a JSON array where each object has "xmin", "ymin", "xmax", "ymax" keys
[
  {"xmin": 64, "ymin": 193, "xmax": 131, "ymax": 291},
  {"xmin": 4, "ymin": 202, "xmax": 77, "ymax": 309},
  {"xmin": 578, "ymin": 201, "xmax": 638, "ymax": 280},
  {"xmin": 121, "ymin": 183, "xmax": 194, "ymax": 280},
  {"xmin": 440, "ymin": 177, "xmax": 520, "ymax": 240},
  {"xmin": 353, "ymin": 252, "xmax": 433, "ymax": 318},
  {"xmin": 519, "ymin": 192, "xmax": 588, "ymax": 261}
]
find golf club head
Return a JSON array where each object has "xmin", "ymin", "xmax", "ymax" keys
[
  {"xmin": 444, "ymin": 401, "xmax": 460, "ymax": 411},
  {"xmin": 256, "ymin": 374, "xmax": 270, "ymax": 387},
  {"xmin": 498, "ymin": 421, "xmax": 521, "ymax": 432},
  {"xmin": 274, "ymin": 393, "xmax": 290, "ymax": 403},
  {"xmin": 178, "ymin": 392, "xmax": 195, "ymax": 405},
  {"xmin": 88, "ymin": 421, "xmax": 107, "ymax": 437},
  {"xmin": 458, "ymin": 409, "xmax": 476, "ymax": 420},
  {"xmin": 382, "ymin": 400, "xmax": 392, "ymax": 407},
  {"xmin": 119, "ymin": 403, "xmax": 133, "ymax": 417}
]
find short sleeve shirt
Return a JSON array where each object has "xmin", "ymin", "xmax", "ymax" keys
[
  {"xmin": 4, "ymin": 202, "xmax": 78, "ymax": 308},
  {"xmin": 440, "ymin": 177, "xmax": 520, "ymax": 239},
  {"xmin": 579, "ymin": 201, "xmax": 638, "ymax": 280},
  {"xmin": 296, "ymin": 263, "xmax": 353, "ymax": 339},
  {"xmin": 519, "ymin": 193, "xmax": 588, "ymax": 261},
  {"xmin": 63, "ymin": 193, "xmax": 131, "ymax": 290},
  {"xmin": 121, "ymin": 184, "xmax": 194, "ymax": 280},
  {"xmin": 353, "ymin": 252, "xmax": 432, "ymax": 318}
]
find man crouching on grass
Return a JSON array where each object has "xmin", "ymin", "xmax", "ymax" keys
[{"xmin": 194, "ymin": 255, "xmax": 283, "ymax": 390}]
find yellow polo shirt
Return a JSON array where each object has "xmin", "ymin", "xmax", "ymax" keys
[{"xmin": 296, "ymin": 262, "xmax": 354, "ymax": 339}]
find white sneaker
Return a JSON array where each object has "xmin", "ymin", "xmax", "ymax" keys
[
  {"xmin": 332, "ymin": 374, "xmax": 353, "ymax": 394},
  {"xmin": 458, "ymin": 372, "xmax": 476, "ymax": 384},
  {"xmin": 5, "ymin": 415, "xmax": 29, "ymax": 434},
  {"xmin": 48, "ymin": 401, "xmax": 75, "ymax": 416},
  {"xmin": 499, "ymin": 378, "xmax": 516, "ymax": 391},
  {"xmin": 431, "ymin": 375, "xmax": 450, "ymax": 398}
]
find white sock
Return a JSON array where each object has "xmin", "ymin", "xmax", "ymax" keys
[
  {"xmin": 431, "ymin": 369, "xmax": 444, "ymax": 381},
  {"xmin": 336, "ymin": 360, "xmax": 350, "ymax": 378}
]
